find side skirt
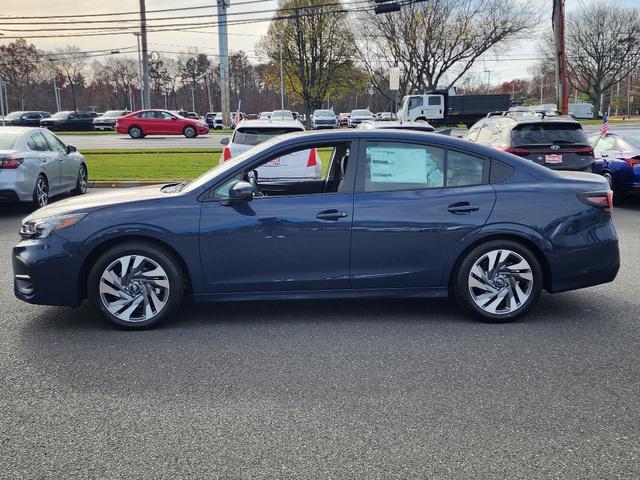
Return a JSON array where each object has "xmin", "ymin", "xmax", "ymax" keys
[{"xmin": 192, "ymin": 287, "xmax": 449, "ymax": 303}]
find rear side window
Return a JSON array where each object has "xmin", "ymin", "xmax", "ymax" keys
[
  {"xmin": 233, "ymin": 128, "xmax": 302, "ymax": 146},
  {"xmin": 428, "ymin": 96, "xmax": 441, "ymax": 106},
  {"xmin": 29, "ymin": 132, "xmax": 50, "ymax": 152},
  {"xmin": 361, "ymin": 142, "xmax": 488, "ymax": 193},
  {"xmin": 511, "ymin": 123, "xmax": 588, "ymax": 146}
]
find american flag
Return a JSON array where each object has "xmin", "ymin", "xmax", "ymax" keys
[{"xmin": 600, "ymin": 113, "xmax": 609, "ymax": 136}]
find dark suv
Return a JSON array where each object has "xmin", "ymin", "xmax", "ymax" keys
[
  {"xmin": 40, "ymin": 111, "xmax": 99, "ymax": 131},
  {"xmin": 464, "ymin": 112, "xmax": 595, "ymax": 171},
  {"xmin": 3, "ymin": 111, "xmax": 50, "ymax": 127}
]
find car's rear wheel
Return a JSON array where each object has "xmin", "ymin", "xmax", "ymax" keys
[
  {"xmin": 32, "ymin": 175, "xmax": 49, "ymax": 209},
  {"xmin": 128, "ymin": 126, "xmax": 144, "ymax": 139},
  {"xmin": 183, "ymin": 125, "xmax": 197, "ymax": 138},
  {"xmin": 87, "ymin": 242, "xmax": 184, "ymax": 329},
  {"xmin": 602, "ymin": 172, "xmax": 613, "ymax": 190},
  {"xmin": 454, "ymin": 240, "xmax": 543, "ymax": 322},
  {"xmin": 72, "ymin": 164, "xmax": 88, "ymax": 195}
]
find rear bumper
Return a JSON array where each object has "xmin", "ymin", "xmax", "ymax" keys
[
  {"xmin": 547, "ymin": 221, "xmax": 620, "ymax": 293},
  {"xmin": 0, "ymin": 169, "xmax": 36, "ymax": 202}
]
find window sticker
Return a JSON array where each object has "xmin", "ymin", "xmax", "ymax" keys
[{"xmin": 368, "ymin": 146, "xmax": 443, "ymax": 186}]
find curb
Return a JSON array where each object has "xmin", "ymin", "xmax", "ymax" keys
[{"xmin": 89, "ymin": 180, "xmax": 166, "ymax": 188}]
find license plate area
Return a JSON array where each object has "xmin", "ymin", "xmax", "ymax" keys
[{"xmin": 545, "ymin": 154, "xmax": 563, "ymax": 164}]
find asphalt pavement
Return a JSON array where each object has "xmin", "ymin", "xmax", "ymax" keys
[{"xmin": 1, "ymin": 192, "xmax": 639, "ymax": 479}]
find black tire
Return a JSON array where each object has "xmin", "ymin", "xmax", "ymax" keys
[
  {"xmin": 602, "ymin": 172, "xmax": 613, "ymax": 190},
  {"xmin": 32, "ymin": 174, "xmax": 49, "ymax": 209},
  {"xmin": 183, "ymin": 125, "xmax": 197, "ymax": 138},
  {"xmin": 453, "ymin": 239, "xmax": 543, "ymax": 323},
  {"xmin": 128, "ymin": 126, "xmax": 144, "ymax": 139},
  {"xmin": 87, "ymin": 242, "xmax": 185, "ymax": 329},
  {"xmin": 72, "ymin": 164, "xmax": 88, "ymax": 195}
]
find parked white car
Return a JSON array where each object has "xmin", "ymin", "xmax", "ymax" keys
[
  {"xmin": 258, "ymin": 111, "xmax": 272, "ymax": 120},
  {"xmin": 311, "ymin": 109, "xmax": 338, "ymax": 129},
  {"xmin": 271, "ymin": 110, "xmax": 295, "ymax": 120},
  {"xmin": 348, "ymin": 109, "xmax": 374, "ymax": 128},
  {"xmin": 219, "ymin": 120, "xmax": 321, "ymax": 179},
  {"xmin": 0, "ymin": 127, "xmax": 88, "ymax": 208}
]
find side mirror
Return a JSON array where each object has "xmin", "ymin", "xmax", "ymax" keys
[
  {"xmin": 220, "ymin": 137, "xmax": 230, "ymax": 145},
  {"xmin": 66, "ymin": 145, "xmax": 77, "ymax": 154},
  {"xmin": 228, "ymin": 181, "xmax": 254, "ymax": 203}
]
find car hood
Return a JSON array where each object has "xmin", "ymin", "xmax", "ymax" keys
[{"xmin": 24, "ymin": 184, "xmax": 171, "ymax": 221}]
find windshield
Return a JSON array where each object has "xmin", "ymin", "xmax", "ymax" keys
[
  {"xmin": 314, "ymin": 110, "xmax": 334, "ymax": 117},
  {"xmin": 182, "ymin": 134, "xmax": 289, "ymax": 193},
  {"xmin": 5, "ymin": 112, "xmax": 23, "ymax": 120},
  {"xmin": 103, "ymin": 111, "xmax": 123, "ymax": 118},
  {"xmin": 623, "ymin": 135, "xmax": 640, "ymax": 149},
  {"xmin": 51, "ymin": 111, "xmax": 71, "ymax": 119},
  {"xmin": 233, "ymin": 127, "xmax": 302, "ymax": 146},
  {"xmin": 352, "ymin": 110, "xmax": 371, "ymax": 117},
  {"xmin": 0, "ymin": 132, "xmax": 18, "ymax": 149},
  {"xmin": 511, "ymin": 123, "xmax": 588, "ymax": 146}
]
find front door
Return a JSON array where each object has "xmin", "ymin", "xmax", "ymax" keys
[
  {"xmin": 350, "ymin": 140, "xmax": 496, "ymax": 289},
  {"xmin": 42, "ymin": 130, "xmax": 76, "ymax": 189},
  {"xmin": 199, "ymin": 140, "xmax": 357, "ymax": 293}
]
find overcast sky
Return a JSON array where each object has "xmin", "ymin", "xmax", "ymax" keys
[{"xmin": 1, "ymin": 0, "xmax": 637, "ymax": 86}]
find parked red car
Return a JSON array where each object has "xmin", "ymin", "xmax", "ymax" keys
[{"xmin": 115, "ymin": 109, "xmax": 209, "ymax": 139}]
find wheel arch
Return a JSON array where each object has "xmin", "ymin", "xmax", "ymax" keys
[
  {"xmin": 78, "ymin": 234, "xmax": 193, "ymax": 301},
  {"xmin": 445, "ymin": 232, "xmax": 552, "ymax": 292}
]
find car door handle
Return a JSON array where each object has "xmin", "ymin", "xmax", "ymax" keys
[
  {"xmin": 316, "ymin": 209, "xmax": 348, "ymax": 221},
  {"xmin": 448, "ymin": 202, "xmax": 480, "ymax": 214}
]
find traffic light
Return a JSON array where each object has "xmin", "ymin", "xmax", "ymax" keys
[{"xmin": 374, "ymin": 0, "xmax": 401, "ymax": 14}]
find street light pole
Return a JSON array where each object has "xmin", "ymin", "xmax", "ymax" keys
[
  {"xmin": 139, "ymin": 0, "xmax": 151, "ymax": 109},
  {"xmin": 134, "ymin": 33, "xmax": 144, "ymax": 110},
  {"xmin": 217, "ymin": 0, "xmax": 231, "ymax": 126},
  {"xmin": 279, "ymin": 36, "xmax": 285, "ymax": 111}
]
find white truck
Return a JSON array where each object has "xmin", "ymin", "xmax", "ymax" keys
[{"xmin": 397, "ymin": 88, "xmax": 511, "ymax": 127}]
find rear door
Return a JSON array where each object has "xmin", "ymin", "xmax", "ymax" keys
[
  {"xmin": 28, "ymin": 132, "xmax": 61, "ymax": 192},
  {"xmin": 510, "ymin": 122, "xmax": 594, "ymax": 171},
  {"xmin": 350, "ymin": 140, "xmax": 495, "ymax": 289},
  {"xmin": 42, "ymin": 130, "xmax": 75, "ymax": 189}
]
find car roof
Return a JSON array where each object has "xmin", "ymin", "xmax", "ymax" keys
[{"xmin": 235, "ymin": 119, "xmax": 303, "ymax": 130}]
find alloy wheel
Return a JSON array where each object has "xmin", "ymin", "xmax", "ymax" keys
[
  {"xmin": 36, "ymin": 177, "xmax": 48, "ymax": 207},
  {"xmin": 78, "ymin": 166, "xmax": 88, "ymax": 193},
  {"xmin": 467, "ymin": 249, "xmax": 534, "ymax": 315},
  {"xmin": 184, "ymin": 126, "xmax": 196, "ymax": 138},
  {"xmin": 99, "ymin": 255, "xmax": 170, "ymax": 323}
]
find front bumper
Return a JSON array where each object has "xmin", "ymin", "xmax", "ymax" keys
[{"xmin": 13, "ymin": 235, "xmax": 84, "ymax": 307}]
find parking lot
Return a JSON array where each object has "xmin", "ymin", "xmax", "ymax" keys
[{"xmin": 1, "ymin": 193, "xmax": 639, "ymax": 479}]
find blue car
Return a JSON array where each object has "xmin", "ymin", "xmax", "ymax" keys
[
  {"xmin": 13, "ymin": 130, "xmax": 619, "ymax": 329},
  {"xmin": 588, "ymin": 131, "xmax": 640, "ymax": 194}
]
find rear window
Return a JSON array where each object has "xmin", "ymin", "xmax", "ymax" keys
[
  {"xmin": 511, "ymin": 122, "xmax": 587, "ymax": 146},
  {"xmin": 623, "ymin": 135, "xmax": 640, "ymax": 148},
  {"xmin": 0, "ymin": 132, "xmax": 18, "ymax": 149},
  {"xmin": 233, "ymin": 127, "xmax": 302, "ymax": 146}
]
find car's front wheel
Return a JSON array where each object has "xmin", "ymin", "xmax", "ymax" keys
[
  {"xmin": 87, "ymin": 242, "xmax": 185, "ymax": 329},
  {"xmin": 183, "ymin": 125, "xmax": 197, "ymax": 138},
  {"xmin": 454, "ymin": 240, "xmax": 543, "ymax": 322},
  {"xmin": 72, "ymin": 164, "xmax": 88, "ymax": 195},
  {"xmin": 32, "ymin": 175, "xmax": 49, "ymax": 209}
]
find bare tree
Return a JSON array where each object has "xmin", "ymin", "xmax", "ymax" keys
[
  {"xmin": 0, "ymin": 39, "xmax": 41, "ymax": 110},
  {"xmin": 564, "ymin": 3, "xmax": 640, "ymax": 116},
  {"xmin": 259, "ymin": 0, "xmax": 360, "ymax": 126},
  {"xmin": 50, "ymin": 46, "xmax": 88, "ymax": 110},
  {"xmin": 358, "ymin": 0, "xmax": 537, "ymax": 99}
]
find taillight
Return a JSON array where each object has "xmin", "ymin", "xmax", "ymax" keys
[
  {"xmin": 222, "ymin": 146, "xmax": 232, "ymax": 162},
  {"xmin": 577, "ymin": 146, "xmax": 594, "ymax": 155},
  {"xmin": 501, "ymin": 146, "xmax": 530, "ymax": 156},
  {"xmin": 0, "ymin": 157, "xmax": 23, "ymax": 169},
  {"xmin": 625, "ymin": 156, "xmax": 640, "ymax": 168},
  {"xmin": 307, "ymin": 148, "xmax": 318, "ymax": 167},
  {"xmin": 577, "ymin": 191, "xmax": 613, "ymax": 213}
]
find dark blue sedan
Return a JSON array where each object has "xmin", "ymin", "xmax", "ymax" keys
[
  {"xmin": 13, "ymin": 129, "xmax": 620, "ymax": 328},
  {"xmin": 588, "ymin": 131, "xmax": 640, "ymax": 194}
]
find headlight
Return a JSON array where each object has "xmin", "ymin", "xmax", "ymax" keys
[{"xmin": 19, "ymin": 213, "xmax": 87, "ymax": 239}]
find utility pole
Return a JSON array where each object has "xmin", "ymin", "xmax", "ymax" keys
[
  {"xmin": 628, "ymin": 76, "xmax": 632, "ymax": 117},
  {"xmin": 540, "ymin": 81, "xmax": 544, "ymax": 105},
  {"xmin": 552, "ymin": 0, "xmax": 569, "ymax": 115},
  {"xmin": 217, "ymin": 0, "xmax": 231, "ymax": 126},
  {"xmin": 615, "ymin": 81, "xmax": 620, "ymax": 116},
  {"xmin": 139, "ymin": 0, "xmax": 150, "ymax": 109},
  {"xmin": 133, "ymin": 33, "xmax": 144, "ymax": 109},
  {"xmin": 0, "ymin": 80, "xmax": 5, "ymax": 126}
]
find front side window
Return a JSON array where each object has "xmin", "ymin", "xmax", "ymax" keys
[
  {"xmin": 42, "ymin": 131, "xmax": 66, "ymax": 153},
  {"xmin": 360, "ymin": 142, "xmax": 487, "ymax": 192},
  {"xmin": 408, "ymin": 97, "xmax": 423, "ymax": 109}
]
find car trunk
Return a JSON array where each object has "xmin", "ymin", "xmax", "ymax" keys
[{"xmin": 508, "ymin": 122, "xmax": 595, "ymax": 171}]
